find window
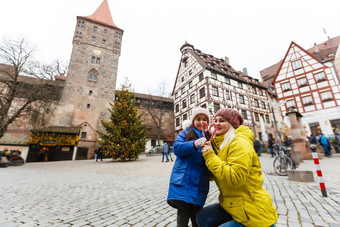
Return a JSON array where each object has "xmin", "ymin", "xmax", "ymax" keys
[
  {"xmin": 175, "ymin": 104, "xmax": 179, "ymax": 113},
  {"xmin": 182, "ymin": 86, "xmax": 187, "ymax": 94},
  {"xmin": 259, "ymin": 89, "xmax": 263, "ymax": 96},
  {"xmin": 92, "ymin": 36, "xmax": 96, "ymax": 41},
  {"xmin": 89, "ymin": 90, "xmax": 93, "ymax": 95},
  {"xmin": 182, "ymin": 99, "xmax": 187, "ymax": 109},
  {"xmin": 254, "ymin": 99, "xmax": 259, "ymax": 108},
  {"xmin": 226, "ymin": 90, "xmax": 231, "ymax": 100},
  {"xmin": 96, "ymin": 58, "xmax": 100, "ymax": 64},
  {"xmin": 88, "ymin": 70, "xmax": 98, "ymax": 82},
  {"xmin": 189, "ymin": 80, "xmax": 193, "ymax": 88},
  {"xmin": 136, "ymin": 99, "xmax": 140, "ymax": 104},
  {"xmin": 214, "ymin": 103, "xmax": 220, "ymax": 113},
  {"xmin": 87, "ymin": 104, "xmax": 91, "ymax": 109},
  {"xmin": 91, "ymin": 56, "xmax": 95, "ymax": 63},
  {"xmin": 199, "ymin": 73, "xmax": 204, "ymax": 81},
  {"xmin": 302, "ymin": 96, "xmax": 313, "ymax": 106},
  {"xmin": 190, "ymin": 93, "xmax": 195, "ymax": 104},
  {"xmin": 199, "ymin": 87, "xmax": 205, "ymax": 98},
  {"xmin": 254, "ymin": 113, "xmax": 259, "ymax": 121},
  {"xmin": 282, "ymin": 82, "xmax": 291, "ymax": 92},
  {"xmin": 265, "ymin": 115, "xmax": 270, "ymax": 123},
  {"xmin": 292, "ymin": 60, "xmax": 302, "ymax": 70},
  {"xmin": 315, "ymin": 72, "xmax": 326, "ymax": 82},
  {"xmin": 189, "ymin": 70, "xmax": 192, "ymax": 75},
  {"xmin": 212, "ymin": 86, "xmax": 218, "ymax": 97},
  {"xmin": 297, "ymin": 78, "xmax": 307, "ymax": 87},
  {"xmin": 260, "ymin": 101, "xmax": 266, "ymax": 109},
  {"xmin": 181, "ymin": 77, "xmax": 184, "ymax": 82},
  {"xmin": 81, "ymin": 132, "xmax": 87, "ymax": 139},
  {"xmin": 93, "ymin": 26, "xmax": 97, "ymax": 32},
  {"xmin": 183, "ymin": 113, "xmax": 188, "ymax": 121},
  {"xmin": 211, "ymin": 72, "xmax": 217, "ymax": 80},
  {"xmin": 238, "ymin": 82, "xmax": 243, "ymax": 89},
  {"xmin": 201, "ymin": 104, "xmax": 207, "ymax": 109},
  {"xmin": 102, "ymin": 39, "xmax": 106, "ymax": 44},
  {"xmin": 320, "ymin": 91, "xmax": 333, "ymax": 102},
  {"xmin": 239, "ymin": 95, "xmax": 245, "ymax": 104},
  {"xmin": 225, "ymin": 77, "xmax": 230, "ymax": 84},
  {"xmin": 104, "ymin": 29, "xmax": 108, "ymax": 34},
  {"xmin": 287, "ymin": 100, "xmax": 295, "ymax": 108},
  {"xmin": 175, "ymin": 92, "xmax": 179, "ymax": 99},
  {"xmin": 176, "ymin": 118, "xmax": 180, "ymax": 127},
  {"xmin": 241, "ymin": 110, "xmax": 247, "ymax": 119},
  {"xmin": 252, "ymin": 87, "xmax": 256, "ymax": 94}
]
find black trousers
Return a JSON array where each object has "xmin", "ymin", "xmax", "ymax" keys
[{"xmin": 172, "ymin": 200, "xmax": 201, "ymax": 227}]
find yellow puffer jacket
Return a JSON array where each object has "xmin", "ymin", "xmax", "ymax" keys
[{"xmin": 202, "ymin": 125, "xmax": 278, "ymax": 227}]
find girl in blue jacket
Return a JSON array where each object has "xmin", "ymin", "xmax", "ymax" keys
[{"xmin": 167, "ymin": 107, "xmax": 211, "ymax": 227}]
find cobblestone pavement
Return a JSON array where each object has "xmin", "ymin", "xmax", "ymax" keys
[{"xmin": 1, "ymin": 153, "xmax": 340, "ymax": 227}]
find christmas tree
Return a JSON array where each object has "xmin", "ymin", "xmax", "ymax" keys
[{"xmin": 97, "ymin": 81, "xmax": 146, "ymax": 161}]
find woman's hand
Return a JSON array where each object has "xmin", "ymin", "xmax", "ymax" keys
[{"xmin": 202, "ymin": 141, "xmax": 212, "ymax": 153}]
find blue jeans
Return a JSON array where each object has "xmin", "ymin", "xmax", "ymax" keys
[
  {"xmin": 322, "ymin": 144, "xmax": 331, "ymax": 156},
  {"xmin": 162, "ymin": 153, "xmax": 169, "ymax": 161},
  {"xmin": 196, "ymin": 203, "xmax": 275, "ymax": 227},
  {"xmin": 269, "ymin": 147, "xmax": 275, "ymax": 157}
]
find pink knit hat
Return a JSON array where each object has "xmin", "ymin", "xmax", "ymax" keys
[
  {"xmin": 215, "ymin": 108, "xmax": 244, "ymax": 129},
  {"xmin": 191, "ymin": 107, "xmax": 210, "ymax": 124}
]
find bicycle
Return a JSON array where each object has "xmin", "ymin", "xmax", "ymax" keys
[{"xmin": 273, "ymin": 146, "xmax": 296, "ymax": 176}]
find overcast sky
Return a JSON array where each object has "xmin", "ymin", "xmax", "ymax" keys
[{"xmin": 1, "ymin": 0, "xmax": 340, "ymax": 96}]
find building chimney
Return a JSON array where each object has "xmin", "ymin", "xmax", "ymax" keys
[
  {"xmin": 224, "ymin": 57, "xmax": 230, "ymax": 65},
  {"xmin": 313, "ymin": 43, "xmax": 319, "ymax": 53},
  {"xmin": 243, "ymin": 67, "xmax": 248, "ymax": 75}
]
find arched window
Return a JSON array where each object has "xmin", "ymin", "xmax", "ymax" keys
[{"xmin": 88, "ymin": 69, "xmax": 99, "ymax": 83}]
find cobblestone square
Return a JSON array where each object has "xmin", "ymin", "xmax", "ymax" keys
[{"xmin": 1, "ymin": 153, "xmax": 340, "ymax": 227}]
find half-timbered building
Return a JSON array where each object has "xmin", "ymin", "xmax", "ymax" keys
[
  {"xmin": 261, "ymin": 36, "xmax": 340, "ymax": 136},
  {"xmin": 172, "ymin": 42, "xmax": 282, "ymax": 140}
]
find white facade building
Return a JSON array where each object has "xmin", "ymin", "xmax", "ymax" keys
[{"xmin": 172, "ymin": 42, "xmax": 280, "ymax": 140}]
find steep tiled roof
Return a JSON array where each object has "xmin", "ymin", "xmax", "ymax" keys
[
  {"xmin": 79, "ymin": 0, "xmax": 121, "ymax": 30},
  {"xmin": 260, "ymin": 35, "xmax": 340, "ymax": 85},
  {"xmin": 189, "ymin": 45, "xmax": 265, "ymax": 88}
]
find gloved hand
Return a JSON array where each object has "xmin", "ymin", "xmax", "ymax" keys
[{"xmin": 194, "ymin": 137, "xmax": 207, "ymax": 148}]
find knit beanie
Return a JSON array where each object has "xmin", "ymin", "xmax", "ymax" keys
[
  {"xmin": 215, "ymin": 108, "xmax": 244, "ymax": 129},
  {"xmin": 191, "ymin": 107, "xmax": 210, "ymax": 124}
]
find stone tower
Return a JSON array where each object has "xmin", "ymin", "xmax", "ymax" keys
[{"xmin": 53, "ymin": 0, "xmax": 123, "ymax": 156}]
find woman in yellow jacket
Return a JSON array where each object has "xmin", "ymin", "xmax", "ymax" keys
[{"xmin": 197, "ymin": 108, "xmax": 277, "ymax": 227}]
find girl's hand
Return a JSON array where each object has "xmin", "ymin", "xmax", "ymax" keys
[{"xmin": 202, "ymin": 141, "xmax": 212, "ymax": 153}]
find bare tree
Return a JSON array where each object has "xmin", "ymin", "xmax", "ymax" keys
[
  {"xmin": 0, "ymin": 37, "xmax": 67, "ymax": 139},
  {"xmin": 145, "ymin": 80, "xmax": 172, "ymax": 144}
]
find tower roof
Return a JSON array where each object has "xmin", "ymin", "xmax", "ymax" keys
[{"xmin": 80, "ymin": 0, "xmax": 121, "ymax": 30}]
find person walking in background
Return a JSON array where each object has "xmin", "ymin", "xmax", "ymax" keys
[
  {"xmin": 162, "ymin": 142, "xmax": 169, "ymax": 162},
  {"xmin": 309, "ymin": 133, "xmax": 317, "ymax": 144},
  {"xmin": 168, "ymin": 145, "xmax": 173, "ymax": 161},
  {"xmin": 167, "ymin": 107, "xmax": 211, "ymax": 227},
  {"xmin": 94, "ymin": 148, "xmax": 99, "ymax": 162},
  {"xmin": 268, "ymin": 136, "xmax": 276, "ymax": 157},
  {"xmin": 197, "ymin": 108, "xmax": 277, "ymax": 226},
  {"xmin": 98, "ymin": 147, "xmax": 103, "ymax": 161},
  {"xmin": 253, "ymin": 138, "xmax": 261, "ymax": 156},
  {"xmin": 319, "ymin": 133, "xmax": 331, "ymax": 157},
  {"xmin": 150, "ymin": 145, "xmax": 154, "ymax": 154},
  {"xmin": 335, "ymin": 131, "xmax": 340, "ymax": 153}
]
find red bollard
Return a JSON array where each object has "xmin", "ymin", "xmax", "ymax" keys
[{"xmin": 310, "ymin": 145, "xmax": 327, "ymax": 197}]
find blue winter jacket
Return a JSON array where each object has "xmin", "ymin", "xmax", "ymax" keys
[{"xmin": 167, "ymin": 127, "xmax": 210, "ymax": 208}]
